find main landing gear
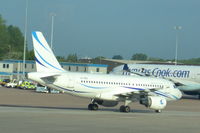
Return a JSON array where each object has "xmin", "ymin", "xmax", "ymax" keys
[
  {"xmin": 119, "ymin": 100, "xmax": 131, "ymax": 113},
  {"xmin": 88, "ymin": 99, "xmax": 98, "ymax": 111},
  {"xmin": 119, "ymin": 105, "xmax": 130, "ymax": 113}
]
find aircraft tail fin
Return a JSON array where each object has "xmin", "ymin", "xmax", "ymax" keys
[
  {"xmin": 123, "ymin": 64, "xmax": 130, "ymax": 71},
  {"xmin": 32, "ymin": 31, "xmax": 65, "ymax": 72}
]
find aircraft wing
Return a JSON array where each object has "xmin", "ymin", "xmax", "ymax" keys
[
  {"xmin": 115, "ymin": 87, "xmax": 161, "ymax": 97},
  {"xmin": 98, "ymin": 86, "xmax": 163, "ymax": 101},
  {"xmin": 168, "ymin": 78, "xmax": 200, "ymax": 91}
]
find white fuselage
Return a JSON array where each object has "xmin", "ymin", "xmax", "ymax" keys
[{"xmin": 28, "ymin": 71, "xmax": 182, "ymax": 101}]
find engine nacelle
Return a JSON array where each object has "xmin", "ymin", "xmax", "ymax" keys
[
  {"xmin": 95, "ymin": 100, "xmax": 118, "ymax": 107},
  {"xmin": 140, "ymin": 96, "xmax": 167, "ymax": 110}
]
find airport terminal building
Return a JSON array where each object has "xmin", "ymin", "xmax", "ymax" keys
[{"xmin": 0, "ymin": 60, "xmax": 108, "ymax": 80}]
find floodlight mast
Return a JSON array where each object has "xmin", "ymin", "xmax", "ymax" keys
[
  {"xmin": 50, "ymin": 13, "xmax": 56, "ymax": 49},
  {"xmin": 174, "ymin": 26, "xmax": 182, "ymax": 65},
  {"xmin": 22, "ymin": 0, "xmax": 28, "ymax": 80}
]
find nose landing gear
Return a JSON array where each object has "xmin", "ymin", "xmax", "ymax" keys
[{"xmin": 88, "ymin": 99, "xmax": 98, "ymax": 111}]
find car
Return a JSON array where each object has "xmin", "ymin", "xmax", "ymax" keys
[
  {"xmin": 36, "ymin": 84, "xmax": 60, "ymax": 94},
  {"xmin": 0, "ymin": 79, "xmax": 10, "ymax": 86},
  {"xmin": 36, "ymin": 84, "xmax": 48, "ymax": 93},
  {"xmin": 5, "ymin": 79, "xmax": 18, "ymax": 88},
  {"xmin": 18, "ymin": 81, "xmax": 36, "ymax": 90}
]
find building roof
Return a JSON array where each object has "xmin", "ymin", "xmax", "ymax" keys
[
  {"xmin": 0, "ymin": 60, "xmax": 108, "ymax": 67},
  {"xmin": 0, "ymin": 60, "xmax": 35, "ymax": 64},
  {"xmin": 60, "ymin": 62, "xmax": 108, "ymax": 67}
]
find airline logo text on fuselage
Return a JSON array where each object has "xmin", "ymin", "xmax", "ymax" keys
[{"xmin": 131, "ymin": 68, "xmax": 190, "ymax": 78}]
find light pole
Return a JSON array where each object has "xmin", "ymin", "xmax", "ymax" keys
[
  {"xmin": 23, "ymin": 0, "xmax": 28, "ymax": 80},
  {"xmin": 50, "ymin": 13, "xmax": 56, "ymax": 49},
  {"xmin": 174, "ymin": 26, "xmax": 182, "ymax": 65}
]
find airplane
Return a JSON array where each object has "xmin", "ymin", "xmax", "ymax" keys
[
  {"xmin": 28, "ymin": 31, "xmax": 182, "ymax": 113},
  {"xmin": 111, "ymin": 64, "xmax": 200, "ymax": 99}
]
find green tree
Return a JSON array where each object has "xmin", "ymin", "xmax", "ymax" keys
[
  {"xmin": 0, "ymin": 15, "xmax": 25, "ymax": 60},
  {"xmin": 3, "ymin": 52, "xmax": 23, "ymax": 59},
  {"xmin": 7, "ymin": 25, "xmax": 24, "ymax": 52},
  {"xmin": 91, "ymin": 56, "xmax": 106, "ymax": 64},
  {"xmin": 94, "ymin": 56, "xmax": 106, "ymax": 60},
  {"xmin": 66, "ymin": 54, "xmax": 78, "ymax": 62},
  {"xmin": 131, "ymin": 53, "xmax": 148, "ymax": 60},
  {"xmin": 57, "ymin": 56, "xmax": 66, "ymax": 62},
  {"xmin": 0, "ymin": 15, "xmax": 9, "ymax": 58},
  {"xmin": 180, "ymin": 58, "xmax": 200, "ymax": 65},
  {"xmin": 112, "ymin": 55, "xmax": 123, "ymax": 60},
  {"xmin": 26, "ymin": 50, "xmax": 34, "ymax": 60}
]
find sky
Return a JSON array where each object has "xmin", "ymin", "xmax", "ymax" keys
[{"xmin": 0, "ymin": 0, "xmax": 200, "ymax": 60}]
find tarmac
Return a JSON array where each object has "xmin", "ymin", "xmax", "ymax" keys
[{"xmin": 0, "ymin": 86, "xmax": 200, "ymax": 133}]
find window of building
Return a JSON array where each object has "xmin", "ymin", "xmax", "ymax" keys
[
  {"xmin": 96, "ymin": 68, "xmax": 99, "ymax": 72},
  {"xmin": 6, "ymin": 64, "xmax": 9, "ymax": 68},
  {"xmin": 69, "ymin": 66, "xmax": 71, "ymax": 71},
  {"xmin": 84, "ymin": 67, "xmax": 87, "ymax": 72},
  {"xmin": 32, "ymin": 64, "xmax": 34, "ymax": 69},
  {"xmin": 76, "ymin": 66, "xmax": 79, "ymax": 71},
  {"xmin": 3, "ymin": 64, "xmax": 5, "ymax": 68}
]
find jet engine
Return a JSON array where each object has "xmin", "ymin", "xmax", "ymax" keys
[
  {"xmin": 140, "ymin": 96, "xmax": 167, "ymax": 110},
  {"xmin": 95, "ymin": 100, "xmax": 118, "ymax": 107}
]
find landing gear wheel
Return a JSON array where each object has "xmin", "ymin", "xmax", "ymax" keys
[
  {"xmin": 155, "ymin": 110, "xmax": 162, "ymax": 113},
  {"xmin": 88, "ymin": 104, "xmax": 93, "ymax": 110},
  {"xmin": 120, "ymin": 105, "xmax": 130, "ymax": 113},
  {"xmin": 88, "ymin": 104, "xmax": 98, "ymax": 111},
  {"xmin": 120, "ymin": 105, "xmax": 125, "ymax": 112},
  {"xmin": 92, "ymin": 104, "xmax": 98, "ymax": 110},
  {"xmin": 124, "ymin": 106, "xmax": 130, "ymax": 113}
]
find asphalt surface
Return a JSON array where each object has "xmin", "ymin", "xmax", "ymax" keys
[{"xmin": 0, "ymin": 86, "xmax": 200, "ymax": 133}]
